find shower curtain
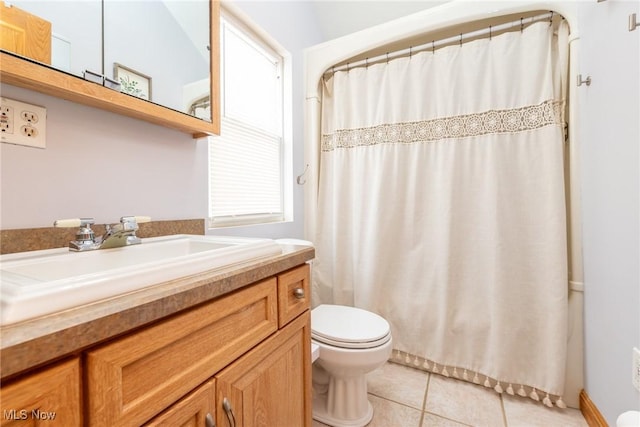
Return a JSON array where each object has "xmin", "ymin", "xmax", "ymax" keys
[{"xmin": 314, "ymin": 21, "xmax": 570, "ymax": 406}]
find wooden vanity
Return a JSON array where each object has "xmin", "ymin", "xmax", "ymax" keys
[{"xmin": 0, "ymin": 243, "xmax": 314, "ymax": 426}]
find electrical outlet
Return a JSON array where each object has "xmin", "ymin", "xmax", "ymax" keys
[
  {"xmin": 20, "ymin": 124, "xmax": 38, "ymax": 138},
  {"xmin": 21, "ymin": 110, "xmax": 39, "ymax": 123},
  {"xmin": 0, "ymin": 97, "xmax": 46, "ymax": 149},
  {"xmin": 633, "ymin": 347, "xmax": 640, "ymax": 392},
  {"xmin": 0, "ymin": 104, "xmax": 13, "ymax": 134}
]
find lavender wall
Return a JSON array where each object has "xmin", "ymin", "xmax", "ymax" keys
[
  {"xmin": 578, "ymin": 0, "xmax": 640, "ymax": 423},
  {"xmin": 0, "ymin": 84, "xmax": 207, "ymax": 228},
  {"xmin": 1, "ymin": 1, "xmax": 324, "ymax": 239}
]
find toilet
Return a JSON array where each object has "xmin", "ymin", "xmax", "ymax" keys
[
  {"xmin": 274, "ymin": 239, "xmax": 393, "ymax": 426},
  {"xmin": 311, "ymin": 304, "xmax": 392, "ymax": 427}
]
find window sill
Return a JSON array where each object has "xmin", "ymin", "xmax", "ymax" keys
[{"xmin": 208, "ymin": 214, "xmax": 288, "ymax": 229}]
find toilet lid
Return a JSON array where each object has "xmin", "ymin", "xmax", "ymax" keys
[{"xmin": 311, "ymin": 304, "xmax": 391, "ymax": 349}]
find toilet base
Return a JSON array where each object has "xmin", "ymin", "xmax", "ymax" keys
[
  {"xmin": 312, "ymin": 392, "xmax": 373, "ymax": 427},
  {"xmin": 312, "ymin": 365, "xmax": 374, "ymax": 427}
]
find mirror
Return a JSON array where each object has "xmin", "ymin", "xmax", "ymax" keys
[
  {"xmin": 103, "ymin": 0, "xmax": 211, "ymax": 121},
  {"xmin": 1, "ymin": 0, "xmax": 102, "ymax": 76},
  {"xmin": 1, "ymin": 0, "xmax": 212, "ymax": 123}
]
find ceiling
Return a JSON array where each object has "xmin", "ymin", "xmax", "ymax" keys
[{"xmin": 309, "ymin": 0, "xmax": 449, "ymax": 41}]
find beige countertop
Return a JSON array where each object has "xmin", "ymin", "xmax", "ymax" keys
[{"xmin": 0, "ymin": 244, "xmax": 314, "ymax": 380}]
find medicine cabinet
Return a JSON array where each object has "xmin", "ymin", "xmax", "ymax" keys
[{"xmin": 0, "ymin": 0, "xmax": 219, "ymax": 137}]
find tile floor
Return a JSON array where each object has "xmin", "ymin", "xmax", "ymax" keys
[{"xmin": 312, "ymin": 362, "xmax": 589, "ymax": 427}]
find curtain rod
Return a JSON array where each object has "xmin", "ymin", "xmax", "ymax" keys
[{"xmin": 324, "ymin": 11, "xmax": 555, "ymax": 76}]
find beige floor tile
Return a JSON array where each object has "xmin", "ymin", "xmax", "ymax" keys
[
  {"xmin": 311, "ymin": 396, "xmax": 422, "ymax": 427},
  {"xmin": 367, "ymin": 362, "xmax": 429, "ymax": 410},
  {"xmin": 421, "ymin": 412, "xmax": 472, "ymax": 426},
  {"xmin": 502, "ymin": 394, "xmax": 589, "ymax": 427},
  {"xmin": 424, "ymin": 374, "xmax": 505, "ymax": 427},
  {"xmin": 313, "ymin": 362, "xmax": 587, "ymax": 427},
  {"xmin": 367, "ymin": 394, "xmax": 423, "ymax": 427}
]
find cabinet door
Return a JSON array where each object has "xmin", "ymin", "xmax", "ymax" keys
[
  {"xmin": 216, "ymin": 311, "xmax": 312, "ymax": 427},
  {"xmin": 145, "ymin": 380, "xmax": 215, "ymax": 427},
  {"xmin": 0, "ymin": 358, "xmax": 81, "ymax": 426}
]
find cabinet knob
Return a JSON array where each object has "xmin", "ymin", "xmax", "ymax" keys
[
  {"xmin": 205, "ymin": 412, "xmax": 215, "ymax": 427},
  {"xmin": 293, "ymin": 288, "xmax": 305, "ymax": 299}
]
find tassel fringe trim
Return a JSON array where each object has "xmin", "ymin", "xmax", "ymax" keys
[{"xmin": 390, "ymin": 349, "xmax": 567, "ymax": 409}]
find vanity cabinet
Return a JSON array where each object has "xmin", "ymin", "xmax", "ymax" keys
[
  {"xmin": 0, "ymin": 261, "xmax": 312, "ymax": 427},
  {"xmin": 86, "ymin": 263, "xmax": 312, "ymax": 426},
  {"xmin": 0, "ymin": 358, "xmax": 81, "ymax": 426}
]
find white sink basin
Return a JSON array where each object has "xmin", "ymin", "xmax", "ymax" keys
[{"xmin": 0, "ymin": 234, "xmax": 282, "ymax": 326}]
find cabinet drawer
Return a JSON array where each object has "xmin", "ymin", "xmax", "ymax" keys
[
  {"xmin": 86, "ymin": 278, "xmax": 277, "ymax": 427},
  {"xmin": 277, "ymin": 264, "xmax": 310, "ymax": 328},
  {"xmin": 0, "ymin": 358, "xmax": 81, "ymax": 427}
]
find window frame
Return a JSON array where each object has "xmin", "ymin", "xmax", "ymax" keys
[{"xmin": 208, "ymin": 6, "xmax": 292, "ymax": 229}]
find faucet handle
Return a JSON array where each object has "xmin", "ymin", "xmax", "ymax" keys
[
  {"xmin": 54, "ymin": 218, "xmax": 97, "ymax": 251},
  {"xmin": 122, "ymin": 216, "xmax": 151, "ymax": 224},
  {"xmin": 118, "ymin": 216, "xmax": 150, "ymax": 232},
  {"xmin": 54, "ymin": 218, "xmax": 95, "ymax": 228}
]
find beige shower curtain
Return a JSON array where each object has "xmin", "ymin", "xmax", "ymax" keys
[{"xmin": 314, "ymin": 21, "xmax": 570, "ymax": 406}]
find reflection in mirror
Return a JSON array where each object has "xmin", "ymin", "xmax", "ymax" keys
[
  {"xmin": 103, "ymin": 0, "xmax": 211, "ymax": 121},
  {"xmin": 0, "ymin": 0, "xmax": 102, "ymax": 77},
  {"xmin": 1, "ymin": 0, "xmax": 212, "ymax": 122}
]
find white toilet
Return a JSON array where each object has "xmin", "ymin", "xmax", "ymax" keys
[{"xmin": 311, "ymin": 304, "xmax": 393, "ymax": 427}]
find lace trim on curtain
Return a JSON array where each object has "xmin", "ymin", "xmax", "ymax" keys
[
  {"xmin": 390, "ymin": 349, "xmax": 568, "ymax": 409},
  {"xmin": 321, "ymin": 99, "xmax": 563, "ymax": 152}
]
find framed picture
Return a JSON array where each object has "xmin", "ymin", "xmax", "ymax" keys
[{"xmin": 114, "ymin": 63, "xmax": 152, "ymax": 101}]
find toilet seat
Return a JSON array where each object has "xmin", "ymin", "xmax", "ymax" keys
[{"xmin": 311, "ymin": 304, "xmax": 391, "ymax": 349}]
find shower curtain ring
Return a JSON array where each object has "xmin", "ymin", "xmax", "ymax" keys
[
  {"xmin": 521, "ymin": 17, "xmax": 524, "ymax": 32},
  {"xmin": 489, "ymin": 25, "xmax": 492, "ymax": 40},
  {"xmin": 432, "ymin": 41, "xmax": 435, "ymax": 54},
  {"xmin": 459, "ymin": 33, "xmax": 462, "ymax": 46},
  {"xmin": 386, "ymin": 52, "xmax": 389, "ymax": 63},
  {"xmin": 409, "ymin": 46, "xmax": 412, "ymax": 58},
  {"xmin": 549, "ymin": 11, "xmax": 554, "ymax": 26}
]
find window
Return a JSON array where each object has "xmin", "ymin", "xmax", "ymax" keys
[{"xmin": 209, "ymin": 12, "xmax": 290, "ymax": 227}]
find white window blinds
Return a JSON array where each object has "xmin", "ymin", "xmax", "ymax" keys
[{"xmin": 209, "ymin": 17, "xmax": 284, "ymax": 227}]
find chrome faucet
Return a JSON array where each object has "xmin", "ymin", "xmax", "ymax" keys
[{"xmin": 53, "ymin": 216, "xmax": 150, "ymax": 251}]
